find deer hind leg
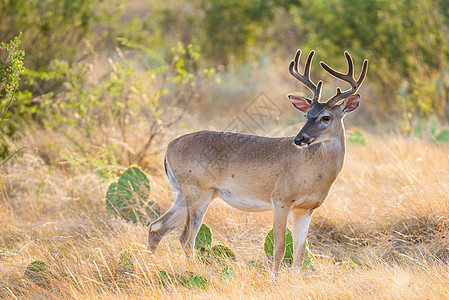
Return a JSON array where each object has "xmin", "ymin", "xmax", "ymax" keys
[
  {"xmin": 179, "ymin": 187, "xmax": 214, "ymax": 257},
  {"xmin": 148, "ymin": 192, "xmax": 187, "ymax": 253},
  {"xmin": 292, "ymin": 209, "xmax": 312, "ymax": 273},
  {"xmin": 272, "ymin": 203, "xmax": 291, "ymax": 276}
]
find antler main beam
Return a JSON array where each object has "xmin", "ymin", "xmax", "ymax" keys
[
  {"xmin": 320, "ymin": 51, "xmax": 368, "ymax": 107},
  {"xmin": 289, "ymin": 49, "xmax": 323, "ymax": 105}
]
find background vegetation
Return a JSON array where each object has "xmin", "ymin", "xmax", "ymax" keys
[{"xmin": 1, "ymin": 0, "xmax": 449, "ymax": 298}]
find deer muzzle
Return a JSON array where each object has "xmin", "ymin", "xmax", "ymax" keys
[{"xmin": 294, "ymin": 132, "xmax": 315, "ymax": 147}]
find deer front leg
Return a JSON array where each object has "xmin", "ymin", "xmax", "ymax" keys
[
  {"xmin": 272, "ymin": 203, "xmax": 291, "ymax": 276},
  {"xmin": 292, "ymin": 209, "xmax": 312, "ymax": 273}
]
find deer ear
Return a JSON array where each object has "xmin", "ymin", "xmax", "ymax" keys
[
  {"xmin": 341, "ymin": 94, "xmax": 360, "ymax": 114},
  {"xmin": 288, "ymin": 95, "xmax": 312, "ymax": 113}
]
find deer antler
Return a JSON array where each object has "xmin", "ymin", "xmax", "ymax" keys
[
  {"xmin": 289, "ymin": 49, "xmax": 323, "ymax": 105},
  {"xmin": 320, "ymin": 51, "xmax": 368, "ymax": 107}
]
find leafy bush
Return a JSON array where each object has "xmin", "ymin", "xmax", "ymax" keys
[
  {"xmin": 28, "ymin": 42, "xmax": 207, "ymax": 167},
  {"xmin": 0, "ymin": 36, "xmax": 25, "ymax": 158},
  {"xmin": 288, "ymin": 0, "xmax": 449, "ymax": 119},
  {"xmin": 106, "ymin": 166, "xmax": 161, "ymax": 223},
  {"xmin": 0, "ymin": 0, "xmax": 121, "ymax": 72},
  {"xmin": 348, "ymin": 130, "xmax": 366, "ymax": 146},
  {"xmin": 413, "ymin": 119, "xmax": 449, "ymax": 144},
  {"xmin": 142, "ymin": 0, "xmax": 449, "ymax": 120}
]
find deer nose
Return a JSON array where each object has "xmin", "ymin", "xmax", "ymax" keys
[
  {"xmin": 294, "ymin": 133, "xmax": 314, "ymax": 146},
  {"xmin": 294, "ymin": 135, "xmax": 305, "ymax": 145}
]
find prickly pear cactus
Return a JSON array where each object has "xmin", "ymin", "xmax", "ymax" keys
[
  {"xmin": 264, "ymin": 228, "xmax": 314, "ymax": 269},
  {"xmin": 210, "ymin": 245, "xmax": 235, "ymax": 265},
  {"xmin": 220, "ymin": 266, "xmax": 235, "ymax": 282},
  {"xmin": 24, "ymin": 260, "xmax": 51, "ymax": 287},
  {"xmin": 302, "ymin": 240, "xmax": 314, "ymax": 270},
  {"xmin": 264, "ymin": 228, "xmax": 293, "ymax": 266},
  {"xmin": 184, "ymin": 272, "xmax": 208, "ymax": 290},
  {"xmin": 118, "ymin": 251, "xmax": 134, "ymax": 273},
  {"xmin": 106, "ymin": 167, "xmax": 161, "ymax": 223},
  {"xmin": 157, "ymin": 270, "xmax": 208, "ymax": 290},
  {"xmin": 194, "ymin": 224, "xmax": 212, "ymax": 250},
  {"xmin": 194, "ymin": 224, "xmax": 236, "ymax": 265}
]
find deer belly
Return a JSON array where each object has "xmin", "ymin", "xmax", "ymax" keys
[{"xmin": 215, "ymin": 188, "xmax": 272, "ymax": 212}]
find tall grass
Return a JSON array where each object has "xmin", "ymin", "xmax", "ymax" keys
[{"xmin": 1, "ymin": 133, "xmax": 448, "ymax": 299}]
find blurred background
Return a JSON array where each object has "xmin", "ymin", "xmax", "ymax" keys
[{"xmin": 1, "ymin": 0, "xmax": 449, "ymax": 171}]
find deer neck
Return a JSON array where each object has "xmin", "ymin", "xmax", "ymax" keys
[{"xmin": 315, "ymin": 121, "xmax": 346, "ymax": 177}]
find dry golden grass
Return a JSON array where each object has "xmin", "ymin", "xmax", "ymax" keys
[{"xmin": 1, "ymin": 133, "xmax": 449, "ymax": 299}]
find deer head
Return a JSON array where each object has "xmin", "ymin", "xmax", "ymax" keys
[{"xmin": 288, "ymin": 50, "xmax": 368, "ymax": 147}]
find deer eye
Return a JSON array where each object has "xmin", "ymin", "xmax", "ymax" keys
[{"xmin": 321, "ymin": 116, "xmax": 331, "ymax": 122}]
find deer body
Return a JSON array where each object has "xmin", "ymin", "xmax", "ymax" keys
[
  {"xmin": 148, "ymin": 49, "xmax": 368, "ymax": 275},
  {"xmin": 167, "ymin": 130, "xmax": 345, "ymax": 211}
]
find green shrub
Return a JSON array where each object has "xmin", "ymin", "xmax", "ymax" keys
[
  {"xmin": 1, "ymin": 0, "xmax": 121, "ymax": 72},
  {"xmin": 348, "ymin": 130, "xmax": 366, "ymax": 146},
  {"xmin": 23, "ymin": 41, "xmax": 206, "ymax": 167},
  {"xmin": 0, "ymin": 35, "xmax": 25, "ymax": 158},
  {"xmin": 413, "ymin": 119, "xmax": 449, "ymax": 144}
]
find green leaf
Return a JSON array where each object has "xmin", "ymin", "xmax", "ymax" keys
[{"xmin": 195, "ymin": 224, "xmax": 212, "ymax": 250}]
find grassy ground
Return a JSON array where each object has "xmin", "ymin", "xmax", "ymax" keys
[{"xmin": 1, "ymin": 133, "xmax": 448, "ymax": 299}]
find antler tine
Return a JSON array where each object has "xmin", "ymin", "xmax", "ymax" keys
[
  {"xmin": 320, "ymin": 51, "xmax": 369, "ymax": 107},
  {"xmin": 289, "ymin": 49, "xmax": 322, "ymax": 104}
]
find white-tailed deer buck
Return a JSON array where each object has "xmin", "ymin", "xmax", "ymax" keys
[{"xmin": 148, "ymin": 49, "xmax": 368, "ymax": 275}]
